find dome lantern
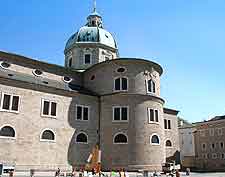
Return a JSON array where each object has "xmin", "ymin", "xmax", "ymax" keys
[{"xmin": 64, "ymin": 0, "xmax": 119, "ymax": 71}]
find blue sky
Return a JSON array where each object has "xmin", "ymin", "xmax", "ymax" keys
[{"xmin": 1, "ymin": 0, "xmax": 225, "ymax": 122}]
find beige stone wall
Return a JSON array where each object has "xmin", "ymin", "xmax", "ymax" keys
[
  {"xmin": 0, "ymin": 82, "xmax": 98, "ymax": 171},
  {"xmin": 100, "ymin": 94, "xmax": 165, "ymax": 171},
  {"xmin": 194, "ymin": 120, "xmax": 225, "ymax": 171},
  {"xmin": 84, "ymin": 59, "xmax": 161, "ymax": 97}
]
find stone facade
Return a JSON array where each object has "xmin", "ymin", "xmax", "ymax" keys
[
  {"xmin": 0, "ymin": 5, "xmax": 180, "ymax": 172},
  {"xmin": 194, "ymin": 118, "xmax": 225, "ymax": 171}
]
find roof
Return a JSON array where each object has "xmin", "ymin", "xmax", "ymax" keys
[
  {"xmin": 163, "ymin": 108, "xmax": 179, "ymax": 115},
  {"xmin": 0, "ymin": 66, "xmax": 96, "ymax": 96},
  {"xmin": 84, "ymin": 58, "xmax": 163, "ymax": 76},
  {"xmin": 65, "ymin": 26, "xmax": 117, "ymax": 50},
  {"xmin": 0, "ymin": 51, "xmax": 80, "ymax": 77}
]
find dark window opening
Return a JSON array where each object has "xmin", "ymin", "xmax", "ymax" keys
[
  {"xmin": 76, "ymin": 133, "xmax": 88, "ymax": 143},
  {"xmin": 122, "ymin": 78, "xmax": 128, "ymax": 90},
  {"xmin": 150, "ymin": 109, "xmax": 154, "ymax": 121},
  {"xmin": 90, "ymin": 75, "xmax": 95, "ymax": 80},
  {"xmin": 84, "ymin": 54, "xmax": 91, "ymax": 64},
  {"xmin": 115, "ymin": 78, "xmax": 121, "ymax": 91},
  {"xmin": 51, "ymin": 102, "xmax": 57, "ymax": 116},
  {"xmin": 43, "ymin": 101, "xmax": 50, "ymax": 115},
  {"xmin": 69, "ymin": 58, "xmax": 72, "ymax": 67},
  {"xmin": 114, "ymin": 134, "xmax": 127, "ymax": 144},
  {"xmin": 166, "ymin": 140, "xmax": 172, "ymax": 147},
  {"xmin": 164, "ymin": 119, "xmax": 167, "ymax": 129},
  {"xmin": 0, "ymin": 126, "xmax": 15, "ymax": 137},
  {"xmin": 83, "ymin": 107, "xmax": 89, "ymax": 120},
  {"xmin": 1, "ymin": 62, "xmax": 11, "ymax": 68},
  {"xmin": 76, "ymin": 106, "xmax": 82, "ymax": 120},
  {"xmin": 41, "ymin": 130, "xmax": 55, "ymax": 140},
  {"xmin": 63, "ymin": 76, "xmax": 72, "ymax": 83},
  {"xmin": 2, "ymin": 94, "xmax": 10, "ymax": 110},
  {"xmin": 117, "ymin": 68, "xmax": 125, "ymax": 73},
  {"xmin": 114, "ymin": 108, "xmax": 120, "ymax": 121},
  {"xmin": 11, "ymin": 96, "xmax": 19, "ymax": 111},
  {"xmin": 151, "ymin": 135, "xmax": 160, "ymax": 144},
  {"xmin": 155, "ymin": 110, "xmax": 159, "ymax": 122},
  {"xmin": 121, "ymin": 107, "xmax": 128, "ymax": 120},
  {"xmin": 34, "ymin": 69, "xmax": 43, "ymax": 76},
  {"xmin": 147, "ymin": 79, "xmax": 156, "ymax": 93},
  {"xmin": 168, "ymin": 120, "xmax": 171, "ymax": 129}
]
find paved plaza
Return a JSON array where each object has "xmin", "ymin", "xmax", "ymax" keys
[{"xmin": 3, "ymin": 173, "xmax": 225, "ymax": 177}]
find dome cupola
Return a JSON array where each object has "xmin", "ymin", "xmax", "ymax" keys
[{"xmin": 64, "ymin": 0, "xmax": 119, "ymax": 71}]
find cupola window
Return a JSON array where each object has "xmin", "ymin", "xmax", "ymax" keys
[
  {"xmin": 68, "ymin": 57, "xmax": 72, "ymax": 67},
  {"xmin": 84, "ymin": 54, "xmax": 91, "ymax": 64}
]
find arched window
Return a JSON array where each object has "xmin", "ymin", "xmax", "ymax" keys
[
  {"xmin": 41, "ymin": 129, "xmax": 55, "ymax": 141},
  {"xmin": 151, "ymin": 134, "xmax": 160, "ymax": 145},
  {"xmin": 166, "ymin": 140, "xmax": 172, "ymax": 147},
  {"xmin": 114, "ymin": 77, "xmax": 128, "ymax": 91},
  {"xmin": 0, "ymin": 126, "xmax": 15, "ymax": 138},
  {"xmin": 76, "ymin": 132, "xmax": 88, "ymax": 144},
  {"xmin": 147, "ymin": 79, "xmax": 156, "ymax": 93},
  {"xmin": 114, "ymin": 133, "xmax": 128, "ymax": 144}
]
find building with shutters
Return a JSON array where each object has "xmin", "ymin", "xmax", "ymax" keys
[{"xmin": 0, "ymin": 3, "xmax": 180, "ymax": 172}]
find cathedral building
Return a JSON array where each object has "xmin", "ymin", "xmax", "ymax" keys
[{"xmin": 0, "ymin": 4, "xmax": 180, "ymax": 172}]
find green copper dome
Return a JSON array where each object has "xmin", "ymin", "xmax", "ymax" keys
[{"xmin": 65, "ymin": 26, "xmax": 117, "ymax": 50}]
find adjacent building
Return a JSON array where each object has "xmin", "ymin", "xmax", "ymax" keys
[{"xmin": 0, "ymin": 5, "xmax": 180, "ymax": 172}]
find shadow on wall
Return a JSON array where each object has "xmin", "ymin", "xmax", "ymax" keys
[
  {"xmin": 166, "ymin": 151, "xmax": 181, "ymax": 165},
  {"xmin": 67, "ymin": 97, "xmax": 88, "ymax": 169},
  {"xmin": 66, "ymin": 94, "xmax": 99, "ymax": 170}
]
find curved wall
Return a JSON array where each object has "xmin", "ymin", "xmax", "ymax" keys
[
  {"xmin": 84, "ymin": 59, "xmax": 162, "ymax": 97},
  {"xmin": 100, "ymin": 94, "xmax": 165, "ymax": 171}
]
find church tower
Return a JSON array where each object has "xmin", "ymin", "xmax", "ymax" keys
[{"xmin": 64, "ymin": 1, "xmax": 119, "ymax": 71}]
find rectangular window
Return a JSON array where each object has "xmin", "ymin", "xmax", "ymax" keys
[
  {"xmin": 43, "ymin": 101, "xmax": 50, "ymax": 115},
  {"xmin": 113, "ymin": 106, "xmax": 129, "ymax": 121},
  {"xmin": 84, "ymin": 54, "xmax": 91, "ymax": 64},
  {"xmin": 76, "ymin": 106, "xmax": 82, "ymax": 120},
  {"xmin": 217, "ymin": 128, "xmax": 223, "ymax": 136},
  {"xmin": 42, "ymin": 99, "xmax": 57, "ymax": 117},
  {"xmin": 83, "ymin": 107, "xmax": 89, "ymax": 120},
  {"xmin": 2, "ymin": 94, "xmax": 10, "ymax": 110},
  {"xmin": 122, "ymin": 78, "xmax": 128, "ymax": 90},
  {"xmin": 1, "ymin": 93, "xmax": 20, "ymax": 113},
  {"xmin": 76, "ymin": 105, "xmax": 89, "ymax": 121},
  {"xmin": 164, "ymin": 119, "xmax": 171, "ymax": 129},
  {"xmin": 150, "ymin": 109, "xmax": 154, "ymax": 121},
  {"xmin": 155, "ymin": 110, "xmax": 159, "ymax": 122},
  {"xmin": 164, "ymin": 119, "xmax": 167, "ymax": 129},
  {"xmin": 148, "ymin": 108, "xmax": 159, "ymax": 123},
  {"xmin": 51, "ymin": 102, "xmax": 57, "ymax": 116},
  {"xmin": 168, "ymin": 120, "xmax": 171, "ymax": 129},
  {"xmin": 121, "ymin": 107, "xmax": 128, "ymax": 120}
]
